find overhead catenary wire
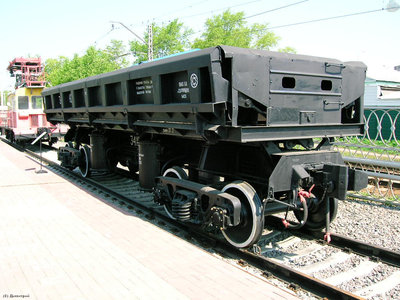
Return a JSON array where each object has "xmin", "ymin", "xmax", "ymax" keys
[
  {"xmin": 155, "ymin": 0, "xmax": 211, "ymax": 20},
  {"xmin": 177, "ymin": 0, "xmax": 262, "ymax": 20},
  {"xmin": 180, "ymin": 0, "xmax": 310, "ymax": 38},
  {"xmin": 269, "ymin": 5, "xmax": 400, "ymax": 30},
  {"xmin": 243, "ymin": 0, "xmax": 308, "ymax": 19},
  {"xmin": 93, "ymin": 26, "xmax": 115, "ymax": 46}
]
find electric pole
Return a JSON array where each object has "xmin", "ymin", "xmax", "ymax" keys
[{"xmin": 147, "ymin": 24, "xmax": 153, "ymax": 61}]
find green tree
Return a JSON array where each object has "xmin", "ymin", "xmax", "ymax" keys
[
  {"xmin": 2, "ymin": 90, "xmax": 13, "ymax": 107},
  {"xmin": 192, "ymin": 10, "xmax": 280, "ymax": 50},
  {"xmin": 130, "ymin": 19, "xmax": 193, "ymax": 63},
  {"xmin": 105, "ymin": 40, "xmax": 129, "ymax": 67},
  {"xmin": 279, "ymin": 46, "xmax": 297, "ymax": 54},
  {"xmin": 45, "ymin": 40, "xmax": 128, "ymax": 86}
]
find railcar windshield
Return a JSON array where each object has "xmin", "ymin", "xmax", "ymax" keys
[
  {"xmin": 18, "ymin": 96, "xmax": 29, "ymax": 110},
  {"xmin": 32, "ymin": 96, "xmax": 43, "ymax": 109}
]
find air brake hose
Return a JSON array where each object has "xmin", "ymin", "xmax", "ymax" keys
[
  {"xmin": 282, "ymin": 198, "xmax": 308, "ymax": 230},
  {"xmin": 282, "ymin": 185, "xmax": 315, "ymax": 229}
]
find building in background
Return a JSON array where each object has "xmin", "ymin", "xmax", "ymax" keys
[
  {"xmin": 364, "ymin": 66, "xmax": 400, "ymax": 108},
  {"xmin": 363, "ymin": 65, "xmax": 400, "ymax": 142}
]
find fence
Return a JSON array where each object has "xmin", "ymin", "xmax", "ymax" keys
[{"xmin": 333, "ymin": 107, "xmax": 400, "ymax": 205}]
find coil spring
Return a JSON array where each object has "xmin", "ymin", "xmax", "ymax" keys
[{"xmin": 171, "ymin": 196, "xmax": 192, "ymax": 221}]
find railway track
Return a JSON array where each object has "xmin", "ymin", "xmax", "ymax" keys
[{"xmin": 4, "ymin": 137, "xmax": 400, "ymax": 299}]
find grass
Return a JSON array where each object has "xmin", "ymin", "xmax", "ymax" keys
[{"xmin": 334, "ymin": 137, "xmax": 400, "ymax": 159}]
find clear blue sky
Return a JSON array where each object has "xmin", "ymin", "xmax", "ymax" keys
[{"xmin": 0, "ymin": 0, "xmax": 399, "ymax": 90}]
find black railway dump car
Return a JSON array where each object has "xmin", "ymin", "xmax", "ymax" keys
[{"xmin": 43, "ymin": 46, "xmax": 367, "ymax": 248}]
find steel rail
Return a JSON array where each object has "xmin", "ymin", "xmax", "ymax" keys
[
  {"xmin": 343, "ymin": 156, "xmax": 400, "ymax": 170},
  {"xmin": 347, "ymin": 193, "xmax": 400, "ymax": 207},
  {"xmin": 325, "ymin": 233, "xmax": 400, "ymax": 267},
  {"xmin": 361, "ymin": 170, "xmax": 400, "ymax": 181},
  {"xmin": 304, "ymin": 231, "xmax": 400, "ymax": 268},
  {"xmin": 236, "ymin": 249, "xmax": 363, "ymax": 300},
  {"xmin": 266, "ymin": 215, "xmax": 400, "ymax": 268},
  {"xmin": 342, "ymin": 156, "xmax": 400, "ymax": 182}
]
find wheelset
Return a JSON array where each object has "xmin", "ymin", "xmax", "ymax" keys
[{"xmin": 221, "ymin": 181, "xmax": 264, "ymax": 248}]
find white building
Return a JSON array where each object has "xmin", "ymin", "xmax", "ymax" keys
[{"xmin": 364, "ymin": 66, "xmax": 400, "ymax": 108}]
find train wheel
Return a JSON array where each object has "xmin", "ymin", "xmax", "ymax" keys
[
  {"xmin": 162, "ymin": 166, "xmax": 188, "ymax": 219},
  {"xmin": 294, "ymin": 186, "xmax": 338, "ymax": 231},
  {"xmin": 221, "ymin": 181, "xmax": 264, "ymax": 248},
  {"xmin": 78, "ymin": 145, "xmax": 91, "ymax": 177}
]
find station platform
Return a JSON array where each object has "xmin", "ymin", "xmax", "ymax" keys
[{"xmin": 0, "ymin": 140, "xmax": 298, "ymax": 300}]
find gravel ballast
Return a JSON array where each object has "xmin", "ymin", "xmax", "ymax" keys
[{"xmin": 331, "ymin": 199, "xmax": 400, "ymax": 252}]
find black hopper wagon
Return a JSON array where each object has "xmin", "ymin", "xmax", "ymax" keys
[{"xmin": 43, "ymin": 46, "xmax": 367, "ymax": 248}]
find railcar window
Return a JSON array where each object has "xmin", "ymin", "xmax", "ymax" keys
[
  {"xmin": 282, "ymin": 77, "xmax": 296, "ymax": 89},
  {"xmin": 32, "ymin": 96, "xmax": 43, "ymax": 109},
  {"xmin": 18, "ymin": 96, "xmax": 29, "ymax": 109}
]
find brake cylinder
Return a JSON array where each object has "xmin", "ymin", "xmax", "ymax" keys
[
  {"xmin": 90, "ymin": 133, "xmax": 107, "ymax": 171},
  {"xmin": 138, "ymin": 141, "xmax": 160, "ymax": 190}
]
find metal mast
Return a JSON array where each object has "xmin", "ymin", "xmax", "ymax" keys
[{"xmin": 147, "ymin": 24, "xmax": 153, "ymax": 61}]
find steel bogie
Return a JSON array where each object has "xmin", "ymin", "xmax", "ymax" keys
[
  {"xmin": 155, "ymin": 174, "xmax": 242, "ymax": 228},
  {"xmin": 58, "ymin": 143, "xmax": 80, "ymax": 170},
  {"xmin": 157, "ymin": 168, "xmax": 264, "ymax": 248}
]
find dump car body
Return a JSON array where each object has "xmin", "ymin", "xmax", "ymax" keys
[{"xmin": 43, "ymin": 46, "xmax": 366, "ymax": 143}]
